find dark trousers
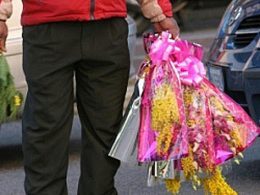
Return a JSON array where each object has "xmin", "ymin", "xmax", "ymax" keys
[{"xmin": 22, "ymin": 18, "xmax": 130, "ymax": 195}]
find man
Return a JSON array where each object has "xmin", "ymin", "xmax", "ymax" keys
[{"xmin": 0, "ymin": 0, "xmax": 179, "ymax": 194}]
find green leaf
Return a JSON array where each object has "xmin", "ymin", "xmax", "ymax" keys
[{"xmin": 0, "ymin": 55, "xmax": 23, "ymax": 123}]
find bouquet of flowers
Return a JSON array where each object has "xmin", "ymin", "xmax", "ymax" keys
[
  {"xmin": 109, "ymin": 32, "xmax": 260, "ymax": 195},
  {"xmin": 138, "ymin": 41, "xmax": 189, "ymax": 162},
  {"xmin": 0, "ymin": 54, "xmax": 22, "ymax": 123}
]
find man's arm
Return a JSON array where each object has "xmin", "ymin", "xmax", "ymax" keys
[
  {"xmin": 0, "ymin": 0, "xmax": 12, "ymax": 21},
  {"xmin": 138, "ymin": 0, "xmax": 179, "ymax": 38},
  {"xmin": 0, "ymin": 0, "xmax": 12, "ymax": 52}
]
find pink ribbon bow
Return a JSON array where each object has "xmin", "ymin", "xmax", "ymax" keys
[{"xmin": 148, "ymin": 31, "xmax": 206, "ymax": 86}]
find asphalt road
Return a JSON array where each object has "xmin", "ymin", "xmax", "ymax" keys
[
  {"xmin": 1, "ymin": 117, "xmax": 260, "ymax": 195},
  {"xmin": 1, "ymin": 29, "xmax": 260, "ymax": 195}
]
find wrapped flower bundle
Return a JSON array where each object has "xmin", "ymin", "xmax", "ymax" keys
[
  {"xmin": 138, "ymin": 45, "xmax": 189, "ymax": 162},
  {"xmin": 141, "ymin": 32, "xmax": 259, "ymax": 195},
  {"xmin": 0, "ymin": 54, "xmax": 22, "ymax": 123},
  {"xmin": 109, "ymin": 32, "xmax": 260, "ymax": 195}
]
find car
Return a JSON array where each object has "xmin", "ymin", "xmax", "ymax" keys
[
  {"xmin": 5, "ymin": 2, "xmax": 137, "ymax": 113},
  {"xmin": 206, "ymin": 0, "xmax": 260, "ymax": 125}
]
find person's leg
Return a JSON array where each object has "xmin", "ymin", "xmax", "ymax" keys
[
  {"xmin": 76, "ymin": 18, "xmax": 130, "ymax": 195},
  {"xmin": 22, "ymin": 22, "xmax": 81, "ymax": 195}
]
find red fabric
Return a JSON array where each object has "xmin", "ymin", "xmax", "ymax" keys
[
  {"xmin": 158, "ymin": 0, "xmax": 173, "ymax": 17},
  {"xmin": 21, "ymin": 0, "xmax": 127, "ymax": 26},
  {"xmin": 21, "ymin": 0, "xmax": 173, "ymax": 26}
]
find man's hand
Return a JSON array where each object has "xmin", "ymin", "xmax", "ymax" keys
[
  {"xmin": 0, "ymin": 20, "xmax": 8, "ymax": 53},
  {"xmin": 153, "ymin": 17, "xmax": 180, "ymax": 39}
]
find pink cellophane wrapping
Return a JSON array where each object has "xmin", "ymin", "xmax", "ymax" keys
[
  {"xmin": 138, "ymin": 58, "xmax": 189, "ymax": 162},
  {"xmin": 137, "ymin": 32, "xmax": 260, "ymax": 167},
  {"xmin": 203, "ymin": 78, "xmax": 259, "ymax": 165}
]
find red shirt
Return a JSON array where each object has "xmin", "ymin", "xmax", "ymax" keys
[{"xmin": 21, "ymin": 0, "xmax": 172, "ymax": 26}]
